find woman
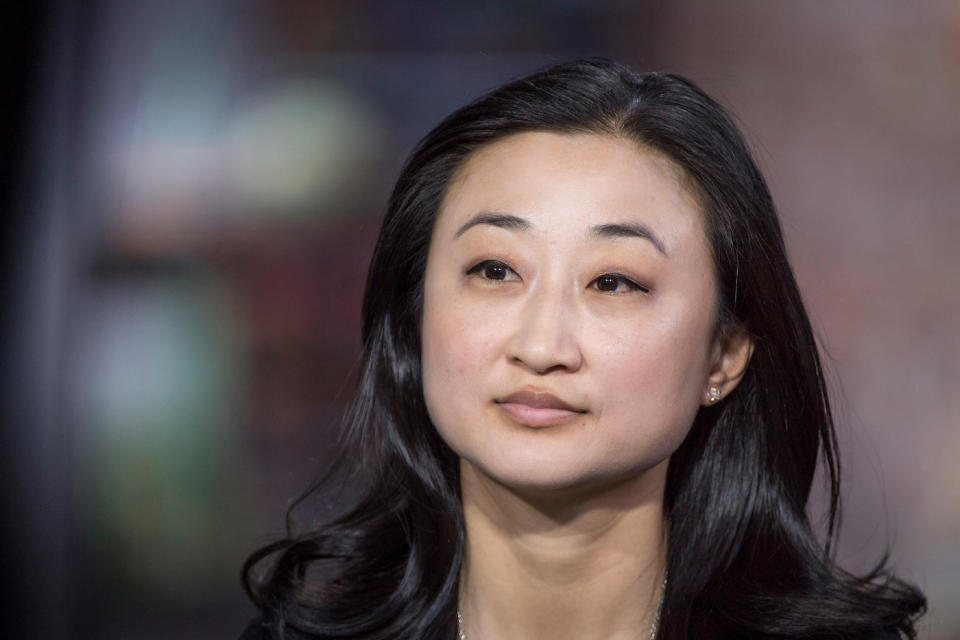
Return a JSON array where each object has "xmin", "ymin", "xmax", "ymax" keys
[{"xmin": 242, "ymin": 58, "xmax": 925, "ymax": 639}]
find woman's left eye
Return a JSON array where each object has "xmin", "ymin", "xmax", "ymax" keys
[{"xmin": 590, "ymin": 274, "xmax": 649, "ymax": 294}]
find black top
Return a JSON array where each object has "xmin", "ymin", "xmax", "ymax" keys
[
  {"xmin": 239, "ymin": 618, "xmax": 903, "ymax": 639},
  {"xmin": 239, "ymin": 619, "xmax": 267, "ymax": 640}
]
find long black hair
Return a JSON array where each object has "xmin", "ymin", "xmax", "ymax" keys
[{"xmin": 243, "ymin": 58, "xmax": 925, "ymax": 639}]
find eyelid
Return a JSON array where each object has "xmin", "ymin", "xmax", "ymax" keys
[
  {"xmin": 464, "ymin": 260, "xmax": 649, "ymax": 293},
  {"xmin": 591, "ymin": 272, "xmax": 651, "ymax": 294},
  {"xmin": 466, "ymin": 258, "xmax": 522, "ymax": 281}
]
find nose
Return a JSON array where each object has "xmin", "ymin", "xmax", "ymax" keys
[{"xmin": 506, "ymin": 285, "xmax": 583, "ymax": 374}]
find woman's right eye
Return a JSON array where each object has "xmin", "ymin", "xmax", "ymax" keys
[{"xmin": 466, "ymin": 260, "xmax": 519, "ymax": 282}]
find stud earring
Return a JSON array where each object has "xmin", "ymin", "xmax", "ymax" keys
[{"xmin": 707, "ymin": 386, "xmax": 722, "ymax": 404}]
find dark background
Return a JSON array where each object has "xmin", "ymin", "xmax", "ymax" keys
[{"xmin": 4, "ymin": 1, "xmax": 957, "ymax": 638}]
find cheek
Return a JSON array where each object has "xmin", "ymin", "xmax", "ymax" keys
[
  {"xmin": 421, "ymin": 297, "xmax": 452, "ymax": 401},
  {"xmin": 423, "ymin": 299, "xmax": 484, "ymax": 380},
  {"xmin": 421, "ymin": 282, "xmax": 497, "ymax": 436},
  {"xmin": 421, "ymin": 300, "xmax": 456, "ymax": 443},
  {"xmin": 591, "ymin": 304, "xmax": 715, "ymax": 408}
]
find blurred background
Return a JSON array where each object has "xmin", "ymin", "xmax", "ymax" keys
[{"xmin": 2, "ymin": 1, "xmax": 957, "ymax": 638}]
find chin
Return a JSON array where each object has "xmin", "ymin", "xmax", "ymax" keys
[
  {"xmin": 479, "ymin": 463, "xmax": 592, "ymax": 493},
  {"xmin": 461, "ymin": 448, "xmax": 666, "ymax": 498}
]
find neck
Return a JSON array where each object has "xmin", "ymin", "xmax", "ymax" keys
[{"xmin": 458, "ymin": 459, "xmax": 668, "ymax": 640}]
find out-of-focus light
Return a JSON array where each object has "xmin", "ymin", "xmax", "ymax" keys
[
  {"xmin": 109, "ymin": 79, "xmax": 383, "ymax": 235},
  {"xmin": 223, "ymin": 81, "xmax": 383, "ymax": 218}
]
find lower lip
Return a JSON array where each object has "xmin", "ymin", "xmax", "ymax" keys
[{"xmin": 497, "ymin": 402, "xmax": 585, "ymax": 428}]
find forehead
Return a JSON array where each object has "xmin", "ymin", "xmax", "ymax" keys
[{"xmin": 437, "ymin": 131, "xmax": 706, "ymax": 246}]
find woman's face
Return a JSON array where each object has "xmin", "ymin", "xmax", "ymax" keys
[{"xmin": 421, "ymin": 131, "xmax": 740, "ymax": 492}]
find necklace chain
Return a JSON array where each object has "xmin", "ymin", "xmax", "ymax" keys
[{"xmin": 457, "ymin": 573, "xmax": 667, "ymax": 640}]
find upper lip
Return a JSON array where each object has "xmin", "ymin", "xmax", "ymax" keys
[{"xmin": 497, "ymin": 388, "xmax": 586, "ymax": 412}]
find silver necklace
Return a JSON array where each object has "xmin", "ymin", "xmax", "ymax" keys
[{"xmin": 457, "ymin": 573, "xmax": 667, "ymax": 640}]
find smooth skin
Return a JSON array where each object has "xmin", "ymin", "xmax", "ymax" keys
[{"xmin": 421, "ymin": 132, "xmax": 752, "ymax": 640}]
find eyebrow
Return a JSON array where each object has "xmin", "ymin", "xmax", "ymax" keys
[
  {"xmin": 590, "ymin": 222, "xmax": 668, "ymax": 256},
  {"xmin": 454, "ymin": 212, "xmax": 530, "ymax": 238},
  {"xmin": 453, "ymin": 212, "xmax": 668, "ymax": 257}
]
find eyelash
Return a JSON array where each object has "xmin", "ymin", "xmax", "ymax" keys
[
  {"xmin": 466, "ymin": 260, "xmax": 650, "ymax": 294},
  {"xmin": 591, "ymin": 273, "xmax": 650, "ymax": 294},
  {"xmin": 466, "ymin": 259, "xmax": 519, "ymax": 282}
]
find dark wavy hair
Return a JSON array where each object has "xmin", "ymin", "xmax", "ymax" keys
[{"xmin": 243, "ymin": 58, "xmax": 925, "ymax": 639}]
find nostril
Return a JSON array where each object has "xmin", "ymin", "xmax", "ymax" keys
[{"xmin": 507, "ymin": 336, "xmax": 583, "ymax": 374}]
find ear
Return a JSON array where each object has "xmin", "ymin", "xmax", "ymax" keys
[{"xmin": 701, "ymin": 327, "xmax": 753, "ymax": 406}]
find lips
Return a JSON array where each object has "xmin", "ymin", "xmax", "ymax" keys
[{"xmin": 496, "ymin": 389, "xmax": 587, "ymax": 428}]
